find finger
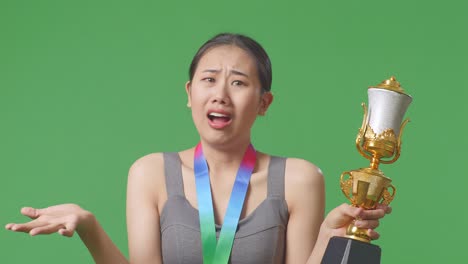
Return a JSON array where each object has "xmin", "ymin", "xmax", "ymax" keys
[
  {"xmin": 359, "ymin": 208, "xmax": 386, "ymax": 220},
  {"xmin": 21, "ymin": 207, "xmax": 43, "ymax": 219},
  {"xmin": 326, "ymin": 204, "xmax": 363, "ymax": 228},
  {"xmin": 336, "ymin": 203, "xmax": 362, "ymax": 219},
  {"xmin": 59, "ymin": 222, "xmax": 77, "ymax": 237},
  {"xmin": 9, "ymin": 220, "xmax": 45, "ymax": 233},
  {"xmin": 355, "ymin": 219, "xmax": 380, "ymax": 229},
  {"xmin": 376, "ymin": 203, "xmax": 392, "ymax": 214},
  {"xmin": 367, "ymin": 229, "xmax": 380, "ymax": 240},
  {"xmin": 58, "ymin": 228, "xmax": 75, "ymax": 237},
  {"xmin": 30, "ymin": 223, "xmax": 64, "ymax": 236},
  {"xmin": 5, "ymin": 223, "xmax": 14, "ymax": 230}
]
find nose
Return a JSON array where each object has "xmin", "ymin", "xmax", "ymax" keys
[{"xmin": 211, "ymin": 81, "xmax": 230, "ymax": 105}]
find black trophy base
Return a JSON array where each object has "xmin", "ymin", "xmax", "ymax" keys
[{"xmin": 321, "ymin": 236, "xmax": 381, "ymax": 264}]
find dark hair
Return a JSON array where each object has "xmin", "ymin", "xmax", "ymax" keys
[{"xmin": 189, "ymin": 33, "xmax": 272, "ymax": 92}]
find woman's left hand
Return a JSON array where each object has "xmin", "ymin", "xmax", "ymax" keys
[
  {"xmin": 322, "ymin": 203, "xmax": 392, "ymax": 240},
  {"xmin": 306, "ymin": 203, "xmax": 392, "ymax": 263}
]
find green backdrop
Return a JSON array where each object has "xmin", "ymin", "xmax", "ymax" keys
[{"xmin": 1, "ymin": 0, "xmax": 467, "ymax": 263}]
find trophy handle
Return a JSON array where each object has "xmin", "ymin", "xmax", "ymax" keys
[
  {"xmin": 380, "ymin": 118, "xmax": 410, "ymax": 164},
  {"xmin": 356, "ymin": 103, "xmax": 372, "ymax": 160},
  {"xmin": 381, "ymin": 184, "xmax": 396, "ymax": 205},
  {"xmin": 340, "ymin": 171, "xmax": 354, "ymax": 203}
]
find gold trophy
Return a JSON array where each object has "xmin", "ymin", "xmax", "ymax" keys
[{"xmin": 322, "ymin": 76, "xmax": 412, "ymax": 264}]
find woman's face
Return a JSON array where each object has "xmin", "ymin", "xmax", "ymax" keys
[{"xmin": 186, "ymin": 45, "xmax": 272, "ymax": 147}]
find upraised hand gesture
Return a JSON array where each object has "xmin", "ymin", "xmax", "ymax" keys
[
  {"xmin": 5, "ymin": 204, "xmax": 92, "ymax": 237},
  {"xmin": 6, "ymin": 204, "xmax": 128, "ymax": 263}
]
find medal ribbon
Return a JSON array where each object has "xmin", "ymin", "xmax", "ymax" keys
[{"xmin": 194, "ymin": 142, "xmax": 256, "ymax": 264}]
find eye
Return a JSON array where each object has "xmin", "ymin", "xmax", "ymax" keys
[
  {"xmin": 232, "ymin": 80, "xmax": 245, "ymax": 86},
  {"xmin": 202, "ymin": 77, "xmax": 215, "ymax": 83}
]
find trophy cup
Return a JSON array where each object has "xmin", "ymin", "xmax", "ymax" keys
[{"xmin": 322, "ymin": 76, "xmax": 412, "ymax": 264}]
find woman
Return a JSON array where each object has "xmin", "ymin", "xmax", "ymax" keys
[{"xmin": 5, "ymin": 33, "xmax": 390, "ymax": 264}]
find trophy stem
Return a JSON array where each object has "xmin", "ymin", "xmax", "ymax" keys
[
  {"xmin": 346, "ymin": 220, "xmax": 371, "ymax": 243},
  {"xmin": 370, "ymin": 155, "xmax": 381, "ymax": 170}
]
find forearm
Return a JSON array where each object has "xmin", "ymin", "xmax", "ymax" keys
[
  {"xmin": 306, "ymin": 223, "xmax": 333, "ymax": 264},
  {"xmin": 78, "ymin": 213, "xmax": 129, "ymax": 264}
]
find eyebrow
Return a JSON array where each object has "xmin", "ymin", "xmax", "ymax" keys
[{"xmin": 202, "ymin": 69, "xmax": 249, "ymax": 78}]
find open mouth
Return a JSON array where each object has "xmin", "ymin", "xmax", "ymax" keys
[{"xmin": 207, "ymin": 112, "xmax": 232, "ymax": 128}]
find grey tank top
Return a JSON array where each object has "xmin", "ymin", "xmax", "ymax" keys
[{"xmin": 160, "ymin": 153, "xmax": 289, "ymax": 264}]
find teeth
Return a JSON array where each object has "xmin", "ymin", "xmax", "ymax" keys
[{"xmin": 209, "ymin": 112, "xmax": 228, "ymax": 117}]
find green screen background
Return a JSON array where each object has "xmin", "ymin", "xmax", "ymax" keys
[{"xmin": 1, "ymin": 0, "xmax": 466, "ymax": 263}]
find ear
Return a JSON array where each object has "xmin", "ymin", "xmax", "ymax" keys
[
  {"xmin": 258, "ymin": 92, "xmax": 274, "ymax": 116},
  {"xmin": 185, "ymin": 81, "xmax": 192, "ymax": 107}
]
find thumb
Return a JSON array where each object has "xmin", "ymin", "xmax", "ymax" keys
[
  {"xmin": 325, "ymin": 203, "xmax": 362, "ymax": 229},
  {"xmin": 20, "ymin": 207, "xmax": 43, "ymax": 219}
]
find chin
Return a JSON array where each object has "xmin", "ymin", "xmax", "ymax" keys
[
  {"xmin": 202, "ymin": 131, "xmax": 251, "ymax": 149},
  {"xmin": 202, "ymin": 133, "xmax": 232, "ymax": 145}
]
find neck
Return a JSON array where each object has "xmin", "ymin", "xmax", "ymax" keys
[{"xmin": 198, "ymin": 139, "xmax": 252, "ymax": 175}]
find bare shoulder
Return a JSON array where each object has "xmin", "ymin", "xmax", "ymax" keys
[
  {"xmin": 285, "ymin": 157, "xmax": 324, "ymax": 186},
  {"xmin": 284, "ymin": 158, "xmax": 325, "ymax": 212},
  {"xmin": 128, "ymin": 153, "xmax": 164, "ymax": 178},
  {"xmin": 127, "ymin": 153, "xmax": 166, "ymax": 204}
]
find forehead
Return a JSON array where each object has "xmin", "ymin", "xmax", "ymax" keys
[{"xmin": 196, "ymin": 45, "xmax": 257, "ymax": 75}]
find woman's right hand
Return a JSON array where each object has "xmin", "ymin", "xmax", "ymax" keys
[{"xmin": 5, "ymin": 204, "xmax": 94, "ymax": 237}]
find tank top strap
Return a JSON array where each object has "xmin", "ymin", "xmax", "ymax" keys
[
  {"xmin": 267, "ymin": 156, "xmax": 287, "ymax": 199},
  {"xmin": 163, "ymin": 152, "xmax": 185, "ymax": 197}
]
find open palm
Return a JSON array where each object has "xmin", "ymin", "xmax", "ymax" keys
[{"xmin": 5, "ymin": 204, "xmax": 91, "ymax": 237}]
